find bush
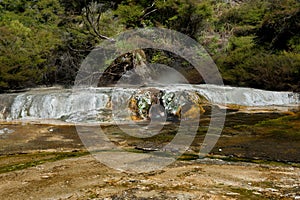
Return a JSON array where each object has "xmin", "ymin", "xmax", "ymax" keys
[{"xmin": 217, "ymin": 46, "xmax": 300, "ymax": 91}]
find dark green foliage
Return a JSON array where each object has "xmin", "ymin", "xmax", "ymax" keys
[
  {"xmin": 256, "ymin": 5, "xmax": 300, "ymax": 51},
  {"xmin": 0, "ymin": 0, "xmax": 299, "ymax": 91},
  {"xmin": 113, "ymin": 0, "xmax": 213, "ymax": 38},
  {"xmin": 217, "ymin": 49, "xmax": 300, "ymax": 91},
  {"xmin": 216, "ymin": 0, "xmax": 300, "ymax": 91},
  {"xmin": 220, "ymin": 0, "xmax": 269, "ymax": 26},
  {"xmin": 0, "ymin": 0, "xmax": 63, "ymax": 90}
]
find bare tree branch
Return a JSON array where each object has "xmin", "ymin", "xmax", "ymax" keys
[
  {"xmin": 142, "ymin": 9, "xmax": 158, "ymax": 19},
  {"xmin": 141, "ymin": 2, "xmax": 157, "ymax": 20},
  {"xmin": 83, "ymin": 1, "xmax": 115, "ymax": 42}
]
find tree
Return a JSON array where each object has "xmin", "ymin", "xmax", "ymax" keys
[
  {"xmin": 113, "ymin": 0, "xmax": 213, "ymax": 38},
  {"xmin": 0, "ymin": 0, "xmax": 63, "ymax": 90},
  {"xmin": 256, "ymin": 3, "xmax": 300, "ymax": 51}
]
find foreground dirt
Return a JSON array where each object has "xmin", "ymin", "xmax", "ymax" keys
[
  {"xmin": 0, "ymin": 112, "xmax": 299, "ymax": 199},
  {"xmin": 0, "ymin": 154, "xmax": 299, "ymax": 200}
]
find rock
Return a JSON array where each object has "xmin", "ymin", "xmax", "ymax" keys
[
  {"xmin": 41, "ymin": 175, "xmax": 50, "ymax": 179},
  {"xmin": 128, "ymin": 89, "xmax": 207, "ymax": 121},
  {"xmin": 266, "ymin": 188, "xmax": 279, "ymax": 192},
  {"xmin": 48, "ymin": 128, "xmax": 54, "ymax": 132},
  {"xmin": 226, "ymin": 192, "xmax": 240, "ymax": 196},
  {"xmin": 0, "ymin": 128, "xmax": 14, "ymax": 135},
  {"xmin": 135, "ymin": 146, "xmax": 159, "ymax": 152},
  {"xmin": 98, "ymin": 50, "xmax": 149, "ymax": 87},
  {"xmin": 253, "ymin": 192, "xmax": 261, "ymax": 195}
]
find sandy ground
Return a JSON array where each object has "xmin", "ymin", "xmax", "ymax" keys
[
  {"xmin": 0, "ymin": 154, "xmax": 299, "ymax": 200},
  {"xmin": 0, "ymin": 114, "xmax": 299, "ymax": 200}
]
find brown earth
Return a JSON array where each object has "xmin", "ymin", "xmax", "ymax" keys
[
  {"xmin": 0, "ymin": 154, "xmax": 299, "ymax": 200},
  {"xmin": 0, "ymin": 111, "xmax": 299, "ymax": 199}
]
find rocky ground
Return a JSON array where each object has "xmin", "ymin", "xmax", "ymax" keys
[
  {"xmin": 0, "ymin": 154, "xmax": 299, "ymax": 200},
  {"xmin": 0, "ymin": 111, "xmax": 299, "ymax": 199}
]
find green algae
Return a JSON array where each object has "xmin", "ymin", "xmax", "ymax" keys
[{"xmin": 0, "ymin": 151, "xmax": 89, "ymax": 174}]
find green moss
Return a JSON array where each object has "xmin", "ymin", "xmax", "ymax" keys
[
  {"xmin": 206, "ymin": 155, "xmax": 300, "ymax": 167},
  {"xmin": 253, "ymin": 114, "xmax": 300, "ymax": 139},
  {"xmin": 229, "ymin": 187, "xmax": 268, "ymax": 200},
  {"xmin": 256, "ymin": 114, "xmax": 299, "ymax": 126},
  {"xmin": 178, "ymin": 153, "xmax": 199, "ymax": 161},
  {"xmin": 0, "ymin": 151, "xmax": 89, "ymax": 174}
]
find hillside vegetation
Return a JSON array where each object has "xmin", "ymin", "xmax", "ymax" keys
[{"xmin": 0, "ymin": 0, "xmax": 299, "ymax": 91}]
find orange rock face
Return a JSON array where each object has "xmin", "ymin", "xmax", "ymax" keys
[{"xmin": 128, "ymin": 89, "xmax": 207, "ymax": 121}]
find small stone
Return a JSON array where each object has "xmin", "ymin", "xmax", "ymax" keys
[
  {"xmin": 266, "ymin": 188, "xmax": 279, "ymax": 192},
  {"xmin": 48, "ymin": 128, "xmax": 54, "ymax": 132},
  {"xmin": 226, "ymin": 192, "xmax": 240, "ymax": 196},
  {"xmin": 253, "ymin": 192, "xmax": 261, "ymax": 195}
]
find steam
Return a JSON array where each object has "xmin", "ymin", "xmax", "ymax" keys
[{"xmin": 148, "ymin": 63, "xmax": 188, "ymax": 85}]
